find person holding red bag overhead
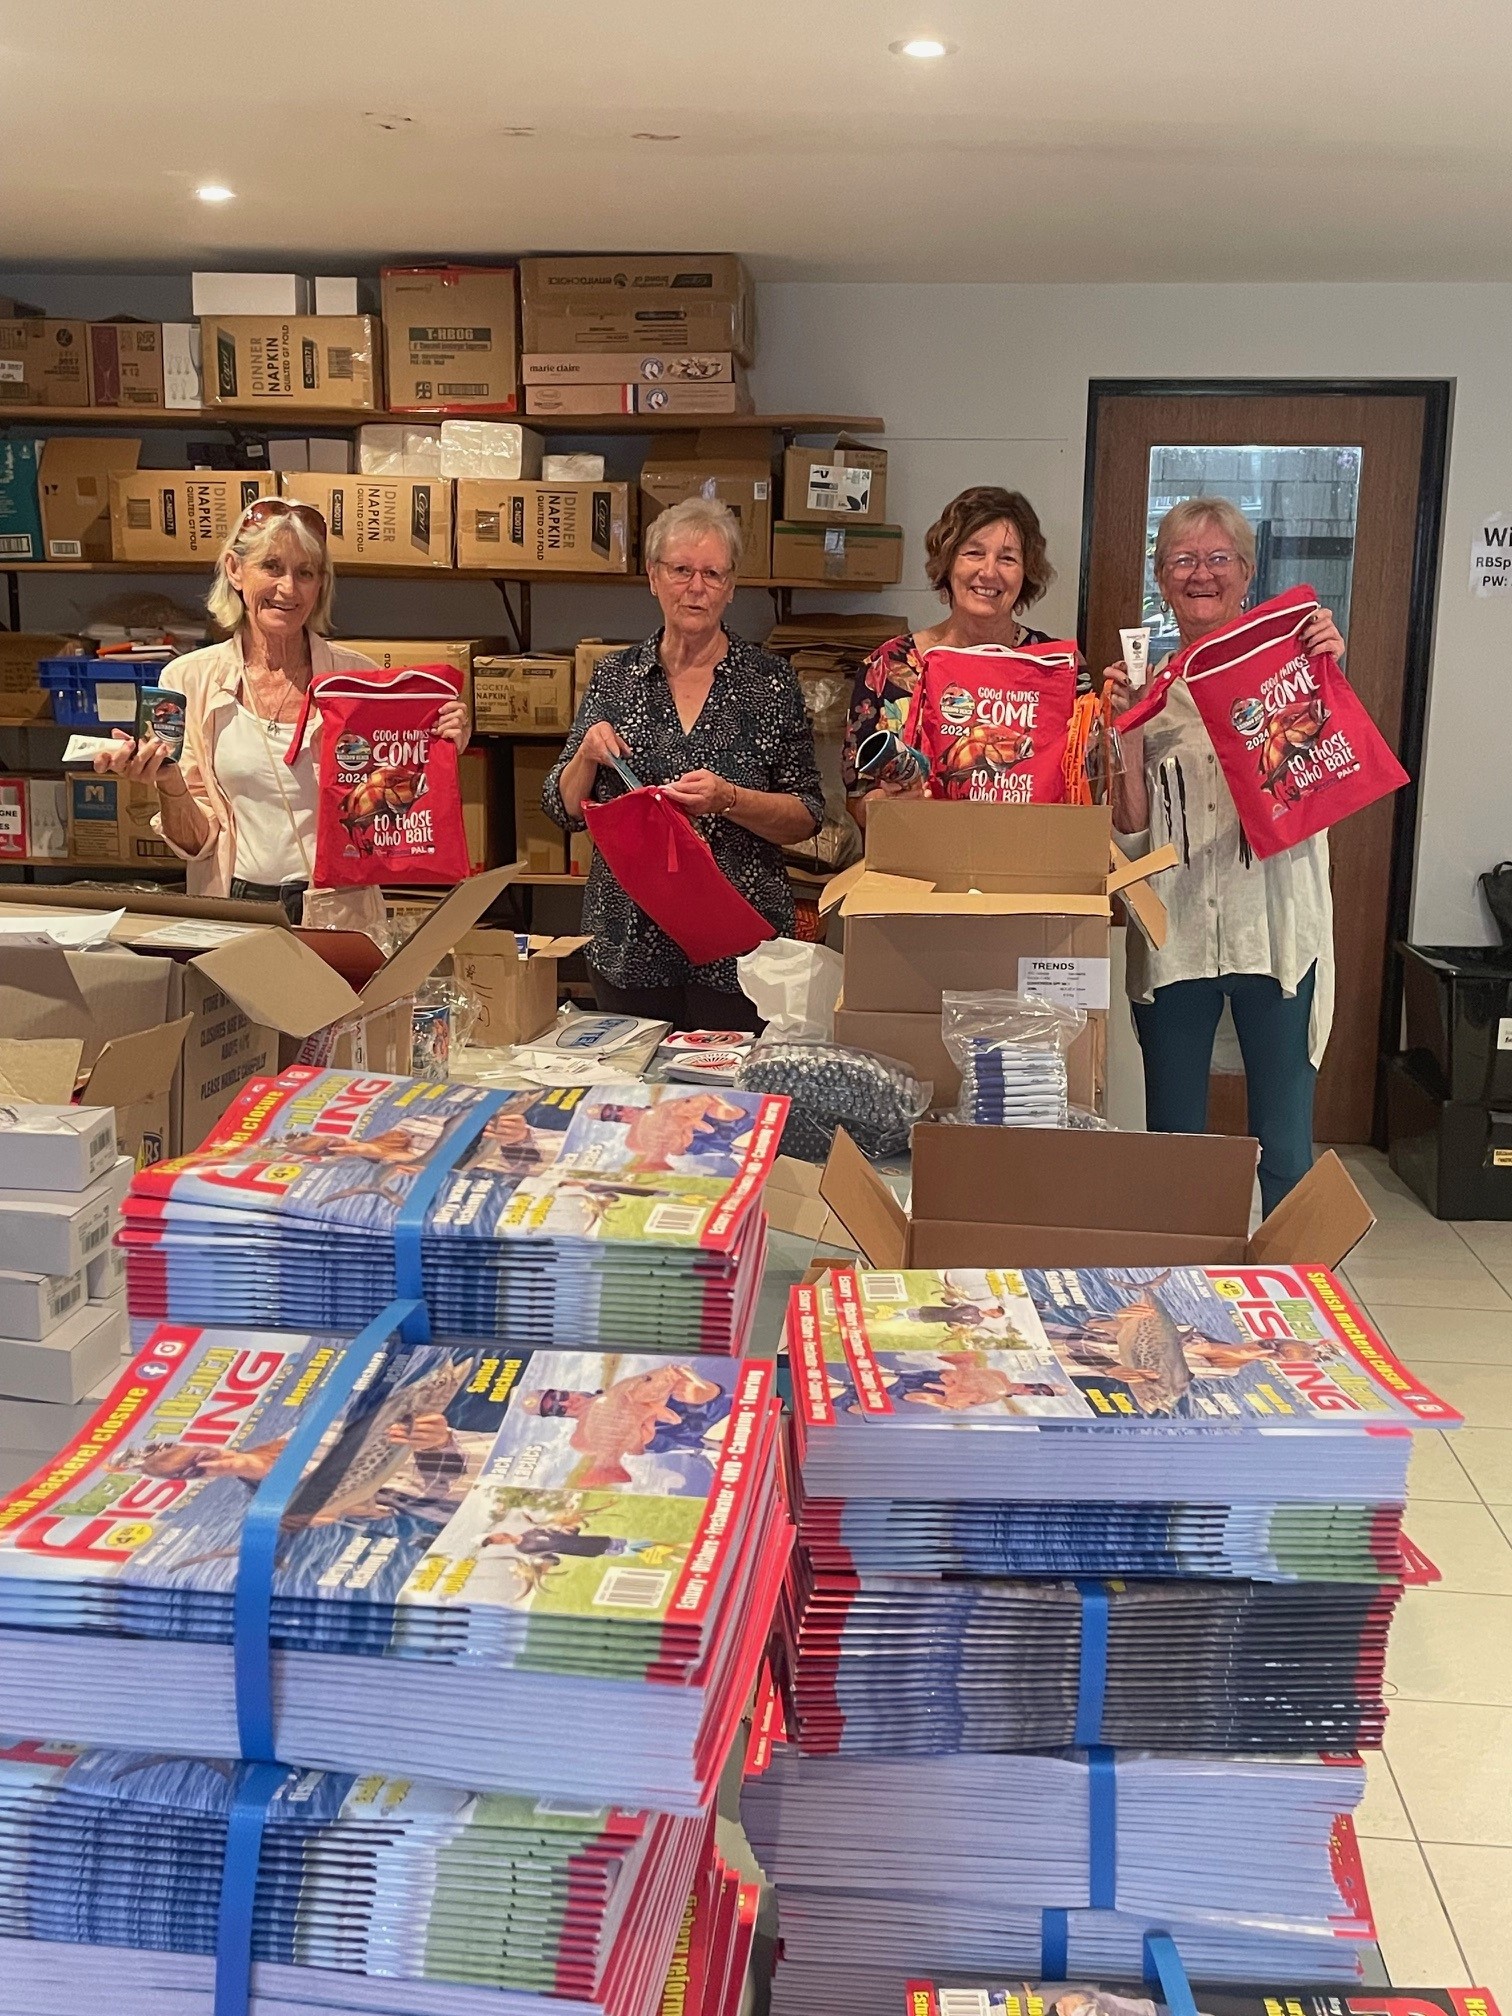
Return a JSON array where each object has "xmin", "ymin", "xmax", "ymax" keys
[
  {"xmin": 543, "ymin": 497, "xmax": 823, "ymax": 1032},
  {"xmin": 1103, "ymin": 497, "xmax": 1347, "ymax": 1212}
]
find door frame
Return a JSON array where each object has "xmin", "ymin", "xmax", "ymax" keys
[{"xmin": 1077, "ymin": 378, "xmax": 1454, "ymax": 1139}]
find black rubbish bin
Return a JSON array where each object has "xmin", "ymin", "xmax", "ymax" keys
[
  {"xmin": 1387, "ymin": 1054, "xmax": 1512, "ymax": 1219},
  {"xmin": 1399, "ymin": 943, "xmax": 1512, "ymax": 1108}
]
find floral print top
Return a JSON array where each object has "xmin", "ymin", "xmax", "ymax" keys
[{"xmin": 840, "ymin": 626, "xmax": 1060, "ymax": 794}]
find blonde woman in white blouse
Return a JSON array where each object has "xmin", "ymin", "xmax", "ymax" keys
[
  {"xmin": 1104, "ymin": 496, "xmax": 1346, "ymax": 1214},
  {"xmin": 92, "ymin": 498, "xmax": 468, "ymax": 930}
]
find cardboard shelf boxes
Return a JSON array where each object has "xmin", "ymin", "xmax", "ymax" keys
[
  {"xmin": 380, "ymin": 266, "xmax": 520, "ymax": 415},
  {"xmin": 108, "ymin": 471, "xmax": 276, "ymax": 563},
  {"xmin": 200, "ymin": 316, "xmax": 381, "ymax": 410},
  {"xmin": 820, "ymin": 801, "xmax": 1174, "ymax": 1110},
  {"xmin": 455, "ymin": 479, "xmax": 634, "ymax": 572},
  {"xmin": 639, "ymin": 429, "xmax": 774, "ymax": 580},
  {"xmin": 280, "ymin": 473, "xmax": 453, "ymax": 568},
  {"xmin": 0, "ymin": 322, "xmax": 89, "ymax": 407},
  {"xmin": 473, "ymin": 656, "xmax": 575, "ymax": 735}
]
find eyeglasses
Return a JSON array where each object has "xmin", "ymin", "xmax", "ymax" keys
[
  {"xmin": 1164, "ymin": 550, "xmax": 1242, "ymax": 576},
  {"xmin": 654, "ymin": 563, "xmax": 732, "ymax": 588},
  {"xmin": 237, "ymin": 497, "xmax": 329, "ymax": 542}
]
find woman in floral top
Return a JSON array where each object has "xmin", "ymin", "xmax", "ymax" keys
[{"xmin": 841, "ymin": 485, "xmax": 1071, "ymax": 824}]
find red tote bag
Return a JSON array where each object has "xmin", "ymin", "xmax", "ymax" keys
[
  {"xmin": 289, "ymin": 661, "xmax": 471, "ymax": 887},
  {"xmin": 1116, "ymin": 585, "xmax": 1409, "ymax": 861},
  {"xmin": 584, "ymin": 786, "xmax": 776, "ymax": 966},
  {"xmin": 903, "ymin": 640, "xmax": 1081, "ymax": 803}
]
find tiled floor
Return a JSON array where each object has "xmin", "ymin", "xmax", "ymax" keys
[{"xmin": 1337, "ymin": 1147, "xmax": 1512, "ymax": 2005}]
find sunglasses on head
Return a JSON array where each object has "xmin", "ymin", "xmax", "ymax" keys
[{"xmin": 237, "ymin": 497, "xmax": 328, "ymax": 542}]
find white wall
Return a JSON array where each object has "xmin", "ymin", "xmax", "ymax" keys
[
  {"xmin": 6, "ymin": 271, "xmax": 1509, "ymax": 940},
  {"xmin": 750, "ymin": 281, "xmax": 1512, "ymax": 944}
]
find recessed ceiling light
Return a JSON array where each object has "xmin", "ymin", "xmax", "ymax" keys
[
  {"xmin": 890, "ymin": 36, "xmax": 954, "ymax": 57},
  {"xmin": 195, "ymin": 184, "xmax": 235, "ymax": 203},
  {"xmin": 631, "ymin": 131, "xmax": 681, "ymax": 142}
]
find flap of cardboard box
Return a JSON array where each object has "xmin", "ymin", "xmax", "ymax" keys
[
  {"xmin": 356, "ymin": 865, "xmax": 521, "ymax": 1015},
  {"xmin": 191, "ymin": 932, "xmax": 361, "ymax": 1041},
  {"xmin": 1246, "ymin": 1149, "xmax": 1375, "ymax": 1268},
  {"xmin": 0, "ymin": 1038, "xmax": 83, "ymax": 1104},
  {"xmin": 817, "ymin": 1127, "xmax": 909, "ymax": 1269},
  {"xmin": 765, "ymin": 1154, "xmax": 864, "ymax": 1250},
  {"xmin": 833, "ymin": 874, "xmax": 1112, "ymax": 920},
  {"xmin": 81, "ymin": 1015, "xmax": 192, "ymax": 1108},
  {"xmin": 526, "ymin": 934, "xmax": 592, "ymax": 962},
  {"xmin": 868, "ymin": 801, "xmax": 1114, "ymax": 894}
]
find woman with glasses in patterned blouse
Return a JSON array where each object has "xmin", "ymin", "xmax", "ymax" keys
[{"xmin": 544, "ymin": 497, "xmax": 824, "ymax": 1032}]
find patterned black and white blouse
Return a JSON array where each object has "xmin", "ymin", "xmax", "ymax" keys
[{"xmin": 542, "ymin": 627, "xmax": 825, "ymax": 992}]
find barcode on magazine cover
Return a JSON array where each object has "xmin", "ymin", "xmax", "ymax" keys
[
  {"xmin": 861, "ymin": 1273, "xmax": 908, "ymax": 1304},
  {"xmin": 646, "ymin": 1203, "xmax": 706, "ymax": 1238},
  {"xmin": 938, "ymin": 1995, "xmax": 992, "ymax": 2016},
  {"xmin": 326, "ymin": 347, "xmax": 354, "ymax": 379},
  {"xmin": 592, "ymin": 1566, "xmax": 673, "ymax": 1609}
]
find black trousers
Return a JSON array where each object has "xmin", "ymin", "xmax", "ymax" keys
[{"xmin": 589, "ymin": 969, "xmax": 763, "ymax": 1035}]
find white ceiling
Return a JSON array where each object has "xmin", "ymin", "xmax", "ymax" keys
[{"xmin": 9, "ymin": 0, "xmax": 1512, "ymax": 282}]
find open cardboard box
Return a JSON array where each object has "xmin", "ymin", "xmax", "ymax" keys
[
  {"xmin": 451, "ymin": 930, "xmax": 590, "ymax": 1048},
  {"xmin": 0, "ymin": 866, "xmax": 518, "ymax": 1152},
  {"xmin": 0, "ymin": 1019, "xmax": 192, "ymax": 1169},
  {"xmin": 820, "ymin": 802, "xmax": 1176, "ymax": 1110},
  {"xmin": 813, "ymin": 1124, "xmax": 1376, "ymax": 1272}
]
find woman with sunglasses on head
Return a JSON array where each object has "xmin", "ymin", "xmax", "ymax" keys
[
  {"xmin": 543, "ymin": 496, "xmax": 822, "ymax": 1033},
  {"xmin": 1101, "ymin": 496, "xmax": 1346, "ymax": 1212},
  {"xmin": 92, "ymin": 497, "xmax": 469, "ymax": 929}
]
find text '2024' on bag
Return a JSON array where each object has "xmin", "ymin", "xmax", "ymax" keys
[
  {"xmin": 903, "ymin": 640, "xmax": 1081, "ymax": 803},
  {"xmin": 1116, "ymin": 585, "xmax": 1409, "ymax": 860},
  {"xmin": 584, "ymin": 785, "xmax": 777, "ymax": 966},
  {"xmin": 288, "ymin": 660, "xmax": 471, "ymax": 887}
]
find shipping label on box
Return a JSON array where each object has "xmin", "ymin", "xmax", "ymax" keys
[
  {"xmin": 381, "ymin": 266, "xmax": 520, "ymax": 413},
  {"xmin": 473, "ymin": 655, "xmax": 575, "ymax": 733},
  {"xmin": 280, "ymin": 475, "xmax": 453, "ymax": 567},
  {"xmin": 0, "ymin": 321, "xmax": 89, "ymax": 406},
  {"xmin": 87, "ymin": 323, "xmax": 165, "ymax": 408},
  {"xmin": 456, "ymin": 481, "xmax": 632, "ymax": 572},
  {"xmin": 200, "ymin": 316, "xmax": 380, "ymax": 408},
  {"xmin": 109, "ymin": 472, "xmax": 276, "ymax": 562},
  {"xmin": 782, "ymin": 438, "xmax": 888, "ymax": 523}
]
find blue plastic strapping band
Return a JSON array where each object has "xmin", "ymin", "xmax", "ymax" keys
[
  {"xmin": 392, "ymin": 1090, "xmax": 508, "ymax": 1342},
  {"xmin": 1087, "ymin": 1743, "xmax": 1117, "ymax": 1910},
  {"xmin": 1074, "ymin": 1578, "xmax": 1109, "ymax": 1747},
  {"xmin": 1143, "ymin": 1932, "xmax": 1199, "ymax": 2016},
  {"xmin": 1040, "ymin": 1907, "xmax": 1069, "ymax": 1978},
  {"xmin": 233, "ymin": 1298, "xmax": 422, "ymax": 1763},
  {"xmin": 214, "ymin": 1760, "xmax": 285, "ymax": 2016}
]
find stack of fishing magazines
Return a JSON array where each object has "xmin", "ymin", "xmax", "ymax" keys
[
  {"xmin": 0, "ymin": 1738, "xmax": 723, "ymax": 2016},
  {"xmin": 0, "ymin": 1324, "xmax": 791, "ymax": 1815},
  {"xmin": 120, "ymin": 1071, "xmax": 788, "ymax": 1356},
  {"xmin": 904, "ymin": 1983, "xmax": 1501, "ymax": 2016}
]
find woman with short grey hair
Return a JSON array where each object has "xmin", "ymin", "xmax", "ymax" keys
[
  {"xmin": 544, "ymin": 496, "xmax": 823, "ymax": 1030},
  {"xmin": 1103, "ymin": 494, "xmax": 1347, "ymax": 1211},
  {"xmin": 92, "ymin": 497, "xmax": 468, "ymax": 928}
]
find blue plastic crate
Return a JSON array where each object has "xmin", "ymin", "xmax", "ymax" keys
[{"xmin": 39, "ymin": 657, "xmax": 164, "ymax": 731}]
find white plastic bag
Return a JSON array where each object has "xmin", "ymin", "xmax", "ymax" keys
[
  {"xmin": 942, "ymin": 989, "xmax": 1086, "ymax": 1128},
  {"xmin": 737, "ymin": 939, "xmax": 843, "ymax": 1040}
]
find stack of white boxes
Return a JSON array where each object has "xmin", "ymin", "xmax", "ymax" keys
[{"xmin": 0, "ymin": 1107, "xmax": 130, "ymax": 1488}]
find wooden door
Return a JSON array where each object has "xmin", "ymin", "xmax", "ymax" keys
[{"xmin": 1081, "ymin": 387, "xmax": 1442, "ymax": 1146}]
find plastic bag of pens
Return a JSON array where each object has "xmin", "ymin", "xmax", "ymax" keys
[
  {"xmin": 942, "ymin": 990, "xmax": 1085, "ymax": 1128},
  {"xmin": 410, "ymin": 979, "xmax": 483, "ymax": 1082},
  {"xmin": 735, "ymin": 1039, "xmax": 931, "ymax": 1163}
]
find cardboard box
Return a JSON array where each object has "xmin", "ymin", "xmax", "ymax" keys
[
  {"xmin": 815, "ymin": 1123, "xmax": 1375, "ymax": 1273},
  {"xmin": 524, "ymin": 385, "xmax": 636, "ymax": 417},
  {"xmin": 439, "ymin": 421, "xmax": 543, "ymax": 481},
  {"xmin": 87, "ymin": 323, "xmax": 165, "ymax": 408},
  {"xmin": 639, "ymin": 429, "xmax": 774, "ymax": 581},
  {"xmin": 192, "ymin": 273, "xmax": 311, "ymax": 316},
  {"xmin": 109, "ymin": 472, "xmax": 276, "ymax": 563},
  {"xmin": 456, "ymin": 480, "xmax": 633, "ymax": 573},
  {"xmin": 638, "ymin": 379, "xmax": 754, "ymax": 415},
  {"xmin": 0, "ymin": 989, "xmax": 188, "ymax": 1172},
  {"xmin": 162, "ymin": 322, "xmax": 203, "ymax": 408},
  {"xmin": 573, "ymin": 639, "xmax": 635, "ymax": 709},
  {"xmin": 519, "ymin": 255, "xmax": 753, "ymax": 362},
  {"xmin": 315, "ymin": 277, "xmax": 359, "ymax": 315},
  {"xmin": 86, "ymin": 1241, "xmax": 124, "ymax": 1301},
  {"xmin": 0, "ymin": 321, "xmax": 89, "ymax": 406},
  {"xmin": 473, "ymin": 655, "xmax": 575, "ymax": 734},
  {"xmin": 26, "ymin": 780, "xmax": 67, "ymax": 855},
  {"xmin": 308, "ymin": 437, "xmax": 352, "ymax": 473},
  {"xmin": 451, "ymin": 931, "xmax": 591, "ymax": 1045},
  {"xmin": 0, "ymin": 1167, "xmax": 119, "ymax": 1277},
  {"xmin": 569, "ymin": 830, "xmax": 594, "ymax": 876},
  {"xmin": 0, "ymin": 1104, "xmax": 117, "ymax": 1190},
  {"xmin": 0, "ymin": 439, "xmax": 44, "ymax": 561},
  {"xmin": 67, "ymin": 774, "xmax": 175, "ymax": 865},
  {"xmin": 513, "ymin": 744, "xmax": 566, "ymax": 872},
  {"xmin": 39, "ymin": 437, "xmax": 142, "ymax": 561},
  {"xmin": 381, "ymin": 265, "xmax": 520, "ymax": 413},
  {"xmin": 771, "ymin": 521, "xmax": 905, "ymax": 585},
  {"xmin": 0, "ymin": 780, "xmax": 25, "ymax": 858},
  {"xmin": 0, "ymin": 634, "xmax": 66, "ymax": 726},
  {"xmin": 357, "ymin": 423, "xmax": 442, "ymax": 477},
  {"xmin": 279, "ymin": 474, "xmax": 453, "ymax": 568},
  {"xmin": 0, "ymin": 1265, "xmax": 87, "ymax": 1343},
  {"xmin": 200, "ymin": 316, "xmax": 380, "ymax": 409},
  {"xmin": 459, "ymin": 744, "xmax": 497, "ymax": 872},
  {"xmin": 522, "ymin": 352, "xmax": 735, "ymax": 386},
  {"xmin": 782, "ymin": 436, "xmax": 888, "ymax": 523},
  {"xmin": 0, "ymin": 1297, "xmax": 126, "ymax": 1403}
]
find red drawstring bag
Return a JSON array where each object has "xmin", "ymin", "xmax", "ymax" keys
[
  {"xmin": 1115, "ymin": 585, "xmax": 1408, "ymax": 861},
  {"xmin": 902, "ymin": 641, "xmax": 1081, "ymax": 803},
  {"xmin": 584, "ymin": 786, "xmax": 776, "ymax": 965},
  {"xmin": 287, "ymin": 661, "xmax": 471, "ymax": 887}
]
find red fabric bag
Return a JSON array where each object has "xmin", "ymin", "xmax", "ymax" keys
[
  {"xmin": 288, "ymin": 661, "xmax": 470, "ymax": 887},
  {"xmin": 1115, "ymin": 585, "xmax": 1408, "ymax": 861},
  {"xmin": 903, "ymin": 641, "xmax": 1081, "ymax": 803},
  {"xmin": 584, "ymin": 786, "xmax": 776, "ymax": 966}
]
